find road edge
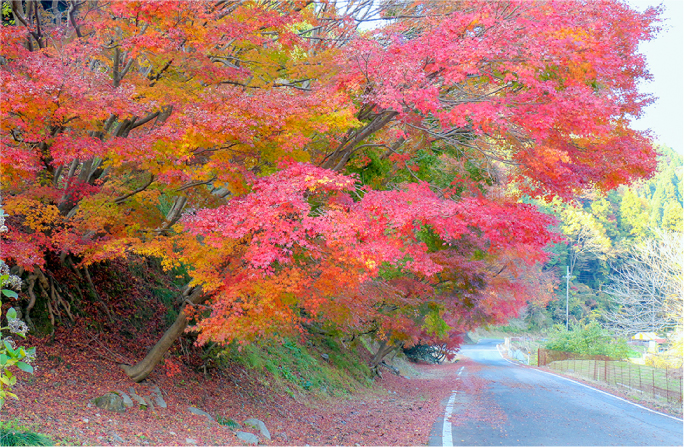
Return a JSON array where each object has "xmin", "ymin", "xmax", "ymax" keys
[{"xmin": 495, "ymin": 343, "xmax": 683, "ymax": 422}]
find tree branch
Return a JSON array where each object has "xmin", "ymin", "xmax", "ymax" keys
[{"xmin": 114, "ymin": 174, "xmax": 155, "ymax": 204}]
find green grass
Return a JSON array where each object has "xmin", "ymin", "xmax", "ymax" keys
[
  {"xmin": 0, "ymin": 420, "xmax": 52, "ymax": 447},
  {"xmin": 227, "ymin": 337, "xmax": 373, "ymax": 396},
  {"xmin": 547, "ymin": 359, "xmax": 683, "ymax": 397},
  {"xmin": 216, "ymin": 416, "xmax": 241, "ymax": 429}
]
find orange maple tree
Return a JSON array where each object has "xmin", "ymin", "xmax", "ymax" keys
[{"xmin": 0, "ymin": 0, "xmax": 658, "ymax": 380}]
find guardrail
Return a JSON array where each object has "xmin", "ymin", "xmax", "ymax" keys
[{"xmin": 508, "ymin": 347, "xmax": 530, "ymax": 365}]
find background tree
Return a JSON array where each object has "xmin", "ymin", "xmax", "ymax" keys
[
  {"xmin": 620, "ymin": 188, "xmax": 652, "ymax": 239},
  {"xmin": 603, "ymin": 231, "xmax": 683, "ymax": 335},
  {"xmin": 520, "ymin": 145, "xmax": 682, "ymax": 331},
  {"xmin": 560, "ymin": 203, "xmax": 613, "ymax": 278}
]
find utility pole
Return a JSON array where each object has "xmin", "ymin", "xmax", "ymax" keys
[{"xmin": 566, "ymin": 266, "xmax": 570, "ymax": 330}]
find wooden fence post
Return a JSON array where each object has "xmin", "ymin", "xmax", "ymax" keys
[{"xmin": 665, "ymin": 367, "xmax": 668, "ymax": 402}]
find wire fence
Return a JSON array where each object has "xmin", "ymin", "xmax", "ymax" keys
[{"xmin": 538, "ymin": 349, "xmax": 683, "ymax": 404}]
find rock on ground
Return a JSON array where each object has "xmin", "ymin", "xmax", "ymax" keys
[
  {"xmin": 152, "ymin": 385, "xmax": 167, "ymax": 408},
  {"xmin": 244, "ymin": 418, "xmax": 271, "ymax": 440},
  {"xmin": 127, "ymin": 388, "xmax": 147, "ymax": 407},
  {"xmin": 91, "ymin": 392, "xmax": 125, "ymax": 413},
  {"xmin": 188, "ymin": 406, "xmax": 215, "ymax": 422},
  {"xmin": 116, "ymin": 390, "xmax": 134, "ymax": 408},
  {"xmin": 236, "ymin": 431, "xmax": 259, "ymax": 445}
]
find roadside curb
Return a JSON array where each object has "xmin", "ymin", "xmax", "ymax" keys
[{"xmin": 496, "ymin": 343, "xmax": 683, "ymax": 422}]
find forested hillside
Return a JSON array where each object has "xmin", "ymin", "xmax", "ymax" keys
[{"xmin": 519, "ymin": 146, "xmax": 682, "ymax": 331}]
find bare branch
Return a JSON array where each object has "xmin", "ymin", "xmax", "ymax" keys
[
  {"xmin": 114, "ymin": 174, "xmax": 155, "ymax": 204},
  {"xmin": 603, "ymin": 231, "xmax": 683, "ymax": 335}
]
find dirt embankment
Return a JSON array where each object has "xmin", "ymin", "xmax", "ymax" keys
[{"xmin": 2, "ymin": 335, "xmax": 462, "ymax": 446}]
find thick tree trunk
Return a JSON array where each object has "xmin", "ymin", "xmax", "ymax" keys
[
  {"xmin": 121, "ymin": 286, "xmax": 204, "ymax": 382},
  {"xmin": 370, "ymin": 338, "xmax": 398, "ymax": 369}
]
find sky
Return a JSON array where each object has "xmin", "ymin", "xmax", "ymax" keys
[{"xmin": 628, "ymin": 0, "xmax": 684, "ymax": 155}]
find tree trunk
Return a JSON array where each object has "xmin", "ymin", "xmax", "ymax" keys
[
  {"xmin": 121, "ymin": 286, "xmax": 204, "ymax": 382},
  {"xmin": 370, "ymin": 338, "xmax": 398, "ymax": 369}
]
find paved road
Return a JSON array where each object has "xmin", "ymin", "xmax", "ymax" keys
[{"xmin": 429, "ymin": 339, "xmax": 683, "ymax": 446}]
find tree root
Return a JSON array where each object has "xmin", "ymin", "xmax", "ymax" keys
[
  {"xmin": 64, "ymin": 254, "xmax": 83, "ymax": 280},
  {"xmin": 24, "ymin": 273, "xmax": 38, "ymax": 329},
  {"xmin": 87, "ymin": 334, "xmax": 129, "ymax": 364},
  {"xmin": 49, "ymin": 275, "xmax": 75, "ymax": 323},
  {"xmin": 23, "ymin": 268, "xmax": 76, "ymax": 336},
  {"xmin": 83, "ymin": 265, "xmax": 114, "ymax": 323}
]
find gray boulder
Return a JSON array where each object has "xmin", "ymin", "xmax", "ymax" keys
[
  {"xmin": 116, "ymin": 390, "xmax": 134, "ymax": 408},
  {"xmin": 244, "ymin": 418, "xmax": 271, "ymax": 440},
  {"xmin": 143, "ymin": 396, "xmax": 155, "ymax": 409},
  {"xmin": 91, "ymin": 392, "xmax": 125, "ymax": 413},
  {"xmin": 188, "ymin": 406, "xmax": 215, "ymax": 422},
  {"xmin": 128, "ymin": 387, "xmax": 148, "ymax": 407},
  {"xmin": 152, "ymin": 386, "xmax": 167, "ymax": 408},
  {"xmin": 236, "ymin": 432, "xmax": 259, "ymax": 445}
]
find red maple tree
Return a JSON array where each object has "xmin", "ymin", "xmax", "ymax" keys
[{"xmin": 0, "ymin": 0, "xmax": 658, "ymax": 380}]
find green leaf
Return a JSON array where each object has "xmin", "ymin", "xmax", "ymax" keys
[
  {"xmin": 16, "ymin": 362, "xmax": 33, "ymax": 374},
  {"xmin": 6, "ymin": 307, "xmax": 17, "ymax": 320},
  {"xmin": 2, "ymin": 289, "xmax": 18, "ymax": 299},
  {"xmin": 0, "ymin": 354, "xmax": 8, "ymax": 366},
  {"xmin": 3, "ymin": 340, "xmax": 15, "ymax": 356}
]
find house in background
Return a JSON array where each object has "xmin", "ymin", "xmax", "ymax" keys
[{"xmin": 631, "ymin": 332, "xmax": 668, "ymax": 354}]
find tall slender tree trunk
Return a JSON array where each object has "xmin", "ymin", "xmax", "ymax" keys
[{"xmin": 121, "ymin": 286, "xmax": 204, "ymax": 382}]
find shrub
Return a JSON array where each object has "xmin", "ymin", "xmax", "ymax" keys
[
  {"xmin": 0, "ymin": 420, "xmax": 52, "ymax": 447},
  {"xmin": 545, "ymin": 321, "xmax": 631, "ymax": 359},
  {"xmin": 403, "ymin": 344, "xmax": 446, "ymax": 364},
  {"xmin": 0, "ymin": 257, "xmax": 35, "ymax": 409}
]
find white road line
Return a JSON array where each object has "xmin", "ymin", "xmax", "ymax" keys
[
  {"xmin": 495, "ymin": 344, "xmax": 519, "ymax": 366},
  {"xmin": 494, "ymin": 343, "xmax": 683, "ymax": 422},
  {"xmin": 457, "ymin": 366, "xmax": 464, "ymax": 376},
  {"xmin": 533, "ymin": 367, "xmax": 684, "ymax": 422},
  {"xmin": 442, "ymin": 392, "xmax": 456, "ymax": 447}
]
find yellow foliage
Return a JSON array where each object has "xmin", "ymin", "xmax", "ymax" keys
[{"xmin": 4, "ymin": 198, "xmax": 61, "ymax": 232}]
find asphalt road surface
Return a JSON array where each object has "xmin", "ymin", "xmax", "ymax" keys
[{"xmin": 428, "ymin": 338, "xmax": 683, "ymax": 446}]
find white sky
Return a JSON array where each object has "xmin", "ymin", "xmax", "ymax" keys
[{"xmin": 628, "ymin": 0, "xmax": 684, "ymax": 155}]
